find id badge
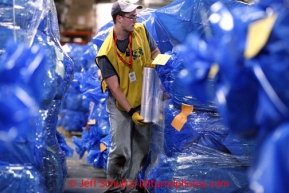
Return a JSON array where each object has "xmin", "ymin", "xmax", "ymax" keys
[{"xmin": 129, "ymin": 72, "xmax": 136, "ymax": 82}]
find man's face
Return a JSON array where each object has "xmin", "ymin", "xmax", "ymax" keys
[{"xmin": 120, "ymin": 10, "xmax": 138, "ymax": 32}]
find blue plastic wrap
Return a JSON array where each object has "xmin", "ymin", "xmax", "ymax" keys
[
  {"xmin": 0, "ymin": 39, "xmax": 58, "ymax": 110},
  {"xmin": 176, "ymin": 2, "xmax": 263, "ymax": 137},
  {"xmin": 70, "ymin": 97, "xmax": 110, "ymax": 168},
  {"xmin": 145, "ymin": 151, "xmax": 250, "ymax": 193},
  {"xmin": 163, "ymin": 99, "xmax": 229, "ymax": 156},
  {"xmin": 222, "ymin": 132, "xmax": 256, "ymax": 166},
  {"xmin": 82, "ymin": 42, "xmax": 99, "ymax": 70},
  {"xmin": 92, "ymin": 20, "xmax": 113, "ymax": 49},
  {"xmin": 85, "ymin": 129, "xmax": 111, "ymax": 170},
  {"xmin": 137, "ymin": 8, "xmax": 173, "ymax": 54},
  {"xmin": 155, "ymin": 51, "xmax": 175, "ymax": 96},
  {"xmin": 44, "ymin": 148, "xmax": 65, "ymax": 193},
  {"xmin": 73, "ymin": 128, "xmax": 111, "ymax": 170},
  {"xmin": 36, "ymin": 1, "xmax": 74, "ymax": 101},
  {"xmin": 60, "ymin": 109, "xmax": 88, "ymax": 132},
  {"xmin": 99, "ymin": 134, "xmax": 111, "ymax": 171},
  {"xmin": 0, "ymin": 41, "xmax": 47, "ymax": 191},
  {"xmin": 85, "ymin": 100, "xmax": 110, "ymax": 137},
  {"xmin": 72, "ymin": 136, "xmax": 86, "ymax": 159},
  {"xmin": 0, "ymin": 0, "xmax": 74, "ymax": 192},
  {"xmin": 62, "ymin": 43, "xmax": 90, "ymax": 72},
  {"xmin": 56, "ymin": 131, "xmax": 74, "ymax": 157},
  {"xmin": 44, "ymin": 100, "xmax": 68, "ymax": 186},
  {"xmin": 172, "ymin": 1, "xmax": 289, "ymax": 192},
  {"xmin": 59, "ymin": 56, "xmax": 108, "ymax": 132},
  {"xmin": 0, "ymin": 0, "xmax": 45, "ymax": 54},
  {"xmin": 87, "ymin": 147, "xmax": 102, "ymax": 168},
  {"xmin": 154, "ymin": 0, "xmax": 246, "ymax": 46},
  {"xmin": 0, "ymin": 165, "xmax": 45, "ymax": 193},
  {"xmin": 249, "ymin": 122, "xmax": 289, "ymax": 193},
  {"xmin": 170, "ymin": 51, "xmax": 217, "ymax": 111},
  {"xmin": 0, "ymin": 40, "xmax": 47, "ymax": 160},
  {"xmin": 245, "ymin": 8, "xmax": 289, "ymax": 137}
]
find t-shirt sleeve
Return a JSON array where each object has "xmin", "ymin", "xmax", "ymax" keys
[
  {"xmin": 98, "ymin": 56, "xmax": 117, "ymax": 79},
  {"xmin": 144, "ymin": 26, "xmax": 158, "ymax": 52}
]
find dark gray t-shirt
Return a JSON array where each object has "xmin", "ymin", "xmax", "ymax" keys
[{"xmin": 98, "ymin": 26, "xmax": 158, "ymax": 79}]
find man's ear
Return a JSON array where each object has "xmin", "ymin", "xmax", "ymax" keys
[{"xmin": 116, "ymin": 15, "xmax": 123, "ymax": 22}]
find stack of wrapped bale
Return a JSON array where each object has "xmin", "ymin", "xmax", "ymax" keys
[
  {"xmin": 60, "ymin": 41, "xmax": 112, "ymax": 170},
  {"xmin": 0, "ymin": 0, "xmax": 74, "ymax": 192},
  {"xmin": 176, "ymin": 0, "xmax": 289, "ymax": 192},
  {"xmin": 142, "ymin": 0, "xmax": 256, "ymax": 192}
]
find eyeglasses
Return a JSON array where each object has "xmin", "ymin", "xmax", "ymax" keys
[{"xmin": 122, "ymin": 15, "xmax": 138, "ymax": 20}]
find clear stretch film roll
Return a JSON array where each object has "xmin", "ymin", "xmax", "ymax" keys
[{"xmin": 141, "ymin": 67, "xmax": 155, "ymax": 123}]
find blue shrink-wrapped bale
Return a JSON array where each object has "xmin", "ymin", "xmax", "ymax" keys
[
  {"xmin": 0, "ymin": 165, "xmax": 44, "ymax": 193},
  {"xmin": 0, "ymin": 83, "xmax": 46, "ymax": 165},
  {"xmin": 92, "ymin": 20, "xmax": 113, "ymax": 49},
  {"xmin": 0, "ymin": 0, "xmax": 45, "ymax": 52},
  {"xmin": 72, "ymin": 135, "xmax": 87, "ymax": 159},
  {"xmin": 86, "ymin": 132, "xmax": 111, "ymax": 170},
  {"xmin": 82, "ymin": 42, "xmax": 99, "ymax": 70},
  {"xmin": 44, "ymin": 100, "xmax": 68, "ymax": 189},
  {"xmin": 137, "ymin": 8, "xmax": 173, "ymax": 54},
  {"xmin": 56, "ymin": 131, "xmax": 74, "ymax": 157},
  {"xmin": 71, "ymin": 98, "xmax": 111, "ymax": 169},
  {"xmin": 44, "ymin": 148, "xmax": 65, "ymax": 193},
  {"xmin": 222, "ymin": 132, "xmax": 256, "ymax": 166},
  {"xmin": 154, "ymin": 0, "xmax": 246, "ymax": 46},
  {"xmin": 59, "ymin": 55, "xmax": 106, "ymax": 132},
  {"xmin": 176, "ymin": 3, "xmax": 262, "ymax": 137},
  {"xmin": 34, "ymin": 0, "xmax": 74, "ymax": 102},
  {"xmin": 164, "ymin": 99, "xmax": 229, "ymax": 156},
  {"xmin": 175, "ymin": 1, "xmax": 289, "ymax": 192},
  {"xmin": 61, "ymin": 72, "xmax": 90, "ymax": 112},
  {"xmin": 169, "ymin": 49, "xmax": 217, "ymax": 112},
  {"xmin": 99, "ymin": 134, "xmax": 112, "ymax": 171},
  {"xmin": 0, "ymin": 41, "xmax": 48, "ymax": 191},
  {"xmin": 146, "ymin": 148, "xmax": 250, "ymax": 193},
  {"xmin": 73, "ymin": 128, "xmax": 111, "ymax": 170},
  {"xmin": 60, "ymin": 109, "xmax": 88, "ymax": 132},
  {"xmin": 155, "ymin": 49, "xmax": 217, "ymax": 112},
  {"xmin": 0, "ymin": 39, "xmax": 58, "ymax": 110},
  {"xmin": 246, "ymin": 7, "xmax": 289, "ymax": 136},
  {"xmin": 0, "ymin": 41, "xmax": 47, "ymax": 163},
  {"xmin": 249, "ymin": 122, "xmax": 289, "ymax": 193},
  {"xmin": 62, "ymin": 43, "xmax": 91, "ymax": 72},
  {"xmin": 155, "ymin": 51, "xmax": 175, "ymax": 97}
]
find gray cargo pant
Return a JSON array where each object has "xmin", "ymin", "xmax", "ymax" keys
[{"xmin": 104, "ymin": 93, "xmax": 151, "ymax": 193}]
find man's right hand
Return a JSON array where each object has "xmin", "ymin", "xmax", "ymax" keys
[
  {"xmin": 132, "ymin": 112, "xmax": 147, "ymax": 126},
  {"xmin": 144, "ymin": 59, "xmax": 156, "ymax": 68}
]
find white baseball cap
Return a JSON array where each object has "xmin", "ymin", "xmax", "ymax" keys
[{"xmin": 111, "ymin": 0, "xmax": 143, "ymax": 16}]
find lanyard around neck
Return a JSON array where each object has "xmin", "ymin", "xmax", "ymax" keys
[{"xmin": 113, "ymin": 32, "xmax": 133, "ymax": 69}]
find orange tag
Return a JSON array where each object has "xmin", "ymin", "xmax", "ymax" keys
[
  {"xmin": 87, "ymin": 119, "xmax": 96, "ymax": 125},
  {"xmin": 171, "ymin": 104, "xmax": 194, "ymax": 131},
  {"xmin": 100, "ymin": 143, "xmax": 107, "ymax": 152},
  {"xmin": 85, "ymin": 119, "xmax": 96, "ymax": 131}
]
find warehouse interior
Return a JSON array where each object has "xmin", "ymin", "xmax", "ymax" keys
[{"xmin": 0, "ymin": 0, "xmax": 288, "ymax": 193}]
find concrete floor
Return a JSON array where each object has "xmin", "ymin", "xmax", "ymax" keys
[{"xmin": 63, "ymin": 136, "xmax": 107, "ymax": 193}]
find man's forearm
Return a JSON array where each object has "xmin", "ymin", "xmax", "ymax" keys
[
  {"xmin": 105, "ymin": 75, "xmax": 132, "ymax": 112},
  {"xmin": 151, "ymin": 47, "xmax": 161, "ymax": 59}
]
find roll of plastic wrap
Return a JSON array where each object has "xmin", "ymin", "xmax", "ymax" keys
[{"xmin": 141, "ymin": 67, "xmax": 156, "ymax": 122}]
